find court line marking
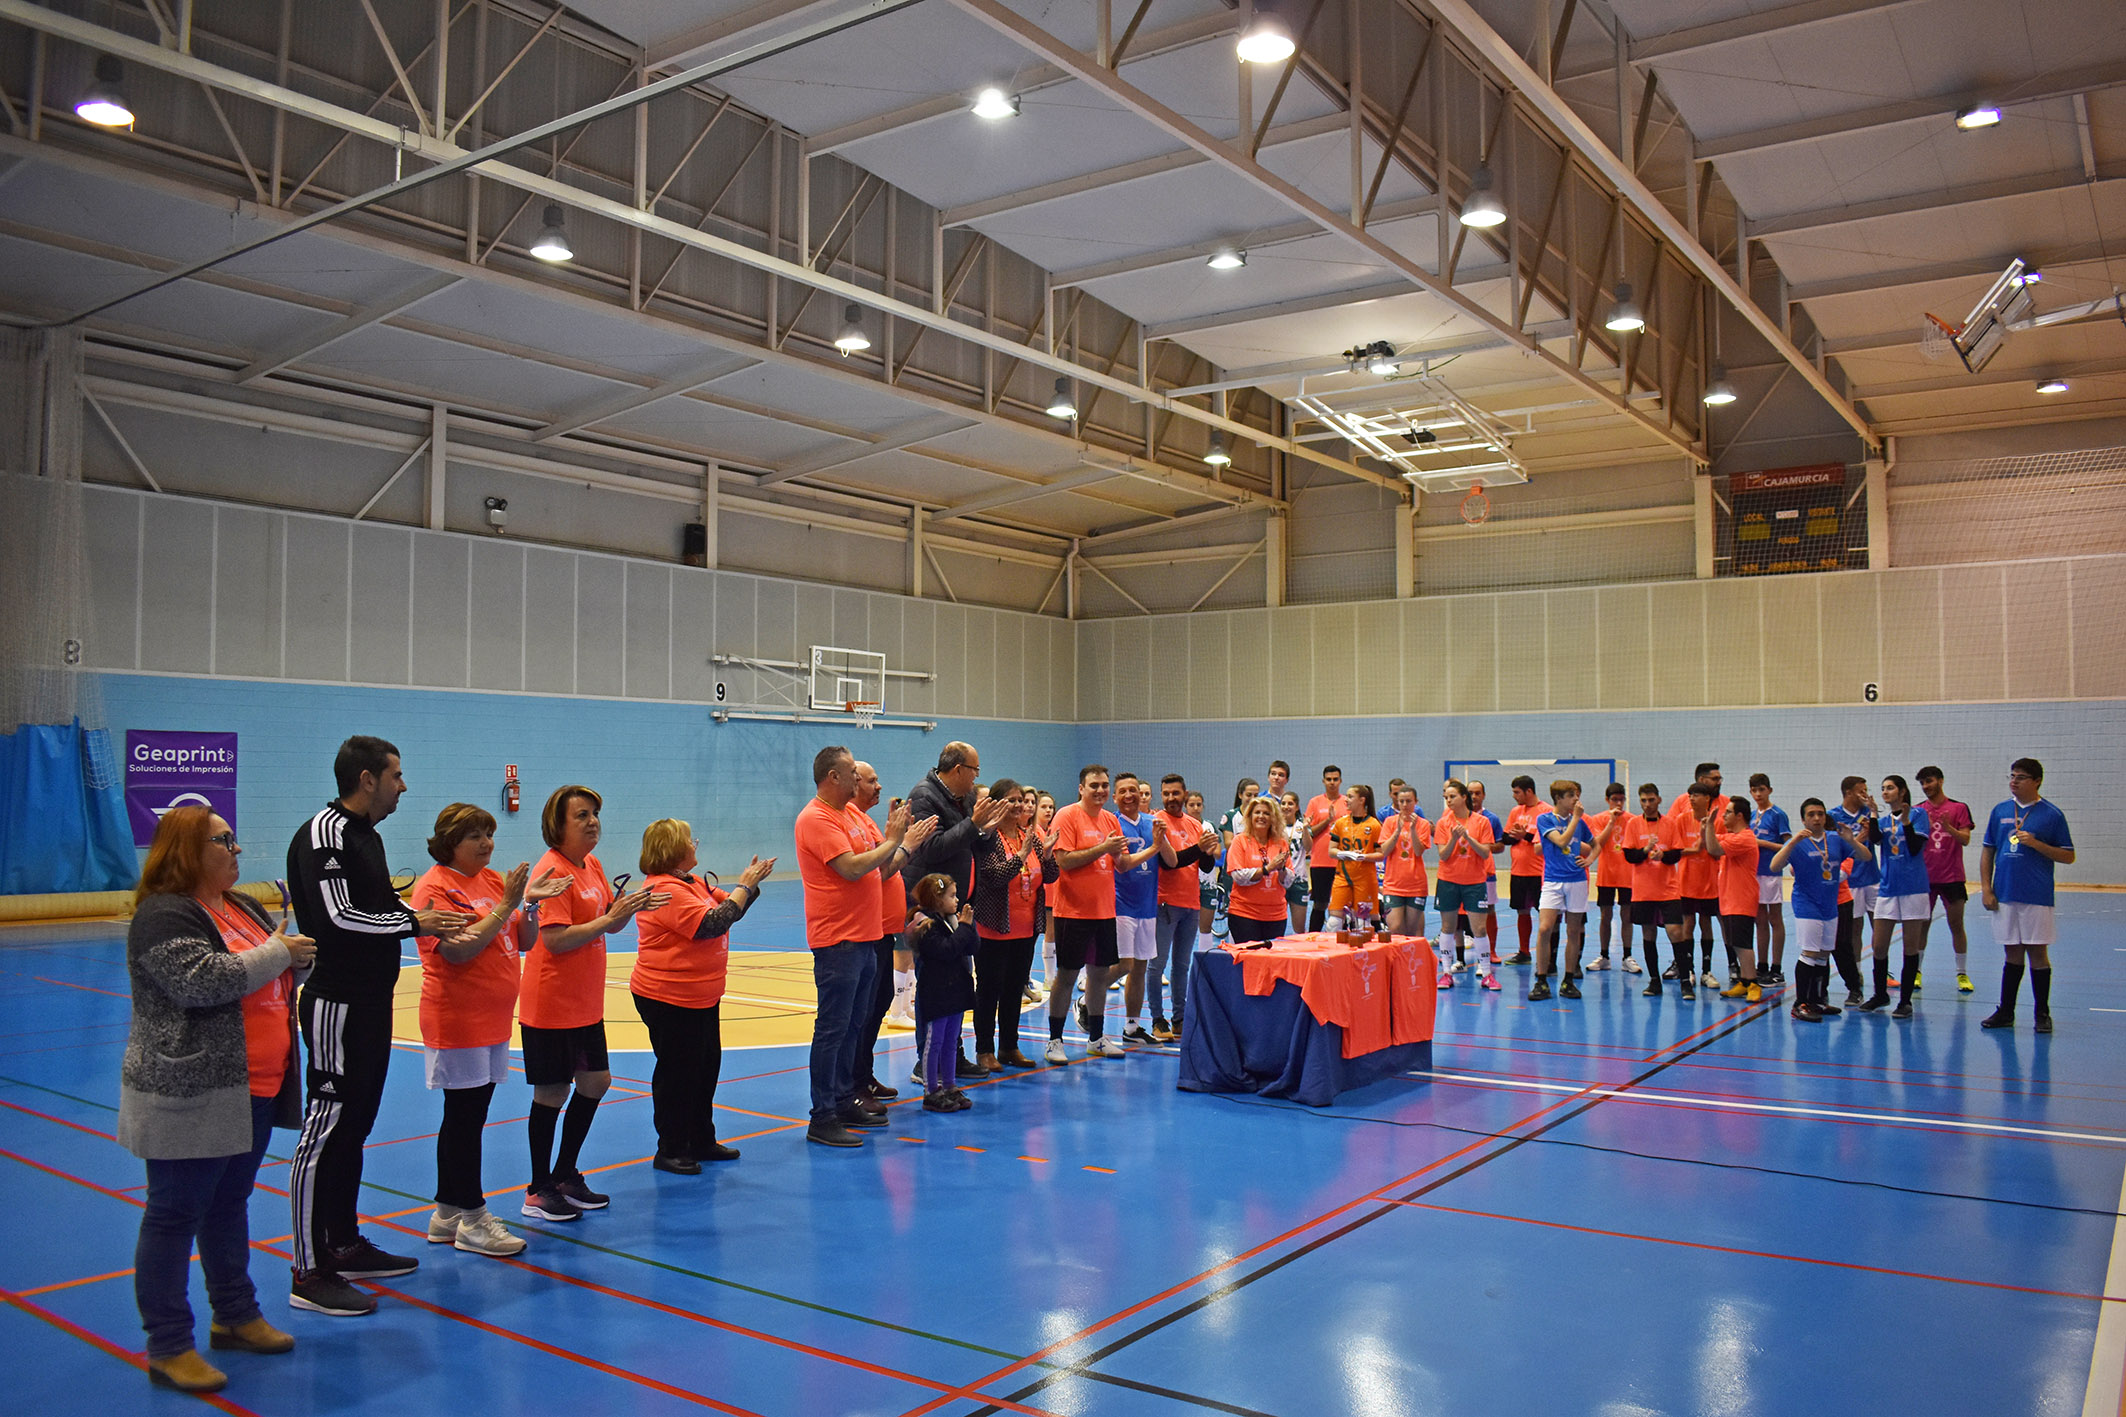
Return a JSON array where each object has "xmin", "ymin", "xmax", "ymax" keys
[
  {"xmin": 0, "ymin": 1284, "xmax": 262, "ymax": 1416},
  {"xmin": 2083, "ymin": 1161, "xmax": 2126, "ymax": 1417},
  {"xmin": 1410, "ymin": 1070, "xmax": 2126, "ymax": 1145}
]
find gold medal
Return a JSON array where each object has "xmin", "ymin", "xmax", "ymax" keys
[{"xmin": 2008, "ymin": 830, "xmax": 2022, "ymax": 848}]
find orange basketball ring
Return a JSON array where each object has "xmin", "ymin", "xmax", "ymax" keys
[{"xmin": 1459, "ymin": 487, "xmax": 1492, "ymax": 526}]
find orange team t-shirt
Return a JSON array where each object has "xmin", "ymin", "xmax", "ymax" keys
[
  {"xmin": 844, "ymin": 805, "xmax": 909, "ymax": 937},
  {"xmin": 980, "ymin": 830, "xmax": 1046, "ymax": 940},
  {"xmin": 1226, "ymin": 832, "xmax": 1292, "ymax": 922},
  {"xmin": 1715, "ymin": 829, "xmax": 1761, "ymax": 918},
  {"xmin": 1585, "ymin": 809, "xmax": 1631, "ymax": 889},
  {"xmin": 1505, "ymin": 802, "xmax": 1545, "ymax": 878},
  {"xmin": 1304, "ymin": 794, "xmax": 1341, "ymax": 868},
  {"xmin": 1622, "ymin": 816, "xmax": 1681, "ymax": 901},
  {"xmin": 1379, "ymin": 813, "xmax": 1432, "ymax": 897},
  {"xmin": 520, "ymin": 849, "xmax": 612, "ymax": 1030},
  {"xmin": 205, "ymin": 897, "xmax": 294, "ymax": 1097},
  {"xmin": 1327, "ymin": 816, "xmax": 1383, "ymax": 905},
  {"xmin": 1052, "ymin": 802, "xmax": 1124, "ymax": 919},
  {"xmin": 1669, "ymin": 805, "xmax": 1721, "ymax": 899},
  {"xmin": 796, "ymin": 797, "xmax": 881, "ymax": 949},
  {"xmin": 413, "ymin": 863, "xmax": 526, "ymax": 1050},
  {"xmin": 1156, "ymin": 809, "xmax": 1206, "ymax": 910},
  {"xmin": 1434, "ymin": 811, "xmax": 1495, "ymax": 886},
  {"xmin": 630, "ymin": 873, "xmax": 731, "ymax": 1009}
]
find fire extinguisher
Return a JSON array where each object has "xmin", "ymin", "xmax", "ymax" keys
[{"xmin": 505, "ymin": 764, "xmax": 520, "ymax": 814}]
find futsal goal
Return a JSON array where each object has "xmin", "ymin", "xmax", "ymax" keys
[{"xmin": 1443, "ymin": 758, "xmax": 1629, "ymax": 797}]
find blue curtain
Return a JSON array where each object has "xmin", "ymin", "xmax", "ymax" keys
[{"xmin": 0, "ymin": 721, "xmax": 136, "ymax": 894}]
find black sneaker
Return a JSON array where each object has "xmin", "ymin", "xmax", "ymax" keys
[
  {"xmin": 1890, "ymin": 1002, "xmax": 1914, "ymax": 1019},
  {"xmin": 1642, "ymin": 981, "xmax": 1662, "ymax": 997},
  {"xmin": 959, "ymin": 1053, "xmax": 991, "ymax": 1079},
  {"xmin": 1979, "ymin": 1009, "xmax": 2013, "ymax": 1029},
  {"xmin": 700, "ymin": 1141, "xmax": 741, "ymax": 1162},
  {"xmin": 1858, "ymin": 994, "xmax": 1891, "ymax": 1013},
  {"xmin": 521, "ymin": 1186, "xmax": 583, "ymax": 1222},
  {"xmin": 1845, "ymin": 988, "xmax": 1865, "ymax": 1006},
  {"xmin": 1680, "ymin": 985, "xmax": 1697, "ymax": 1001},
  {"xmin": 807, "ymin": 1123, "xmax": 864, "ymax": 1147},
  {"xmin": 1559, "ymin": 978, "xmax": 1582, "ymax": 1000},
  {"xmin": 1528, "ymin": 980, "xmax": 1552, "ymax": 1002},
  {"xmin": 864, "ymin": 1078, "xmax": 900, "ymax": 1100},
  {"xmin": 652, "ymin": 1153, "xmax": 701, "ymax": 1175},
  {"xmin": 1661, "ymin": 963, "xmax": 1678, "ymax": 980},
  {"xmin": 288, "ymin": 1267, "xmax": 376, "ymax": 1316},
  {"xmin": 326, "ymin": 1237, "xmax": 418, "ymax": 1279},
  {"xmin": 1505, "ymin": 951, "xmax": 1533, "ymax": 966},
  {"xmin": 553, "ymin": 1176, "xmax": 609, "ymax": 1210},
  {"xmin": 1121, "ymin": 1023, "xmax": 1156, "ymax": 1045},
  {"xmin": 2035, "ymin": 1013, "xmax": 2054, "ymax": 1034},
  {"xmin": 1790, "ymin": 1003, "xmax": 1821, "ymax": 1023},
  {"xmin": 838, "ymin": 1105, "xmax": 888, "ymax": 1129},
  {"xmin": 1817, "ymin": 1000, "xmax": 1841, "ymax": 1016}
]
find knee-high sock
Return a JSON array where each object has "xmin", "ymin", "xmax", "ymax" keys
[
  {"xmin": 553, "ymin": 1092, "xmax": 600, "ymax": 1179},
  {"xmin": 1517, "ymin": 912, "xmax": 1533, "ymax": 954},
  {"xmin": 527, "ymin": 1101, "xmax": 560, "ymax": 1191},
  {"xmin": 1999, "ymin": 961, "xmax": 2026, "ymax": 1012},
  {"xmin": 1898, "ymin": 955, "xmax": 1920, "ymax": 1007},
  {"xmin": 1872, "ymin": 954, "xmax": 1891, "ymax": 1000},
  {"xmin": 2030, "ymin": 966, "xmax": 2051, "ymax": 1016},
  {"xmin": 1639, "ymin": 929, "xmax": 1660, "ymax": 980}
]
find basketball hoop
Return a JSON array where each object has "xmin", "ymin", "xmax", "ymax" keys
[
  {"xmin": 1459, "ymin": 487, "xmax": 1492, "ymax": 526},
  {"xmin": 1919, "ymin": 312, "xmax": 1961, "ymax": 363},
  {"xmin": 844, "ymin": 700, "xmax": 881, "ymax": 730}
]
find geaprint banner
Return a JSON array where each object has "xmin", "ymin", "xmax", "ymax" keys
[{"xmin": 125, "ymin": 730, "xmax": 239, "ymax": 848}]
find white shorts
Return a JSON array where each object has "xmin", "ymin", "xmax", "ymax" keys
[
  {"xmin": 1873, "ymin": 893, "xmax": 1930, "ymax": 922},
  {"xmin": 1848, "ymin": 885, "xmax": 1878, "ymax": 915},
  {"xmin": 424, "ymin": 1041, "xmax": 513, "ymax": 1090},
  {"xmin": 1794, "ymin": 917, "xmax": 1837, "ymax": 954},
  {"xmin": 1539, "ymin": 880, "xmax": 1589, "ymax": 914},
  {"xmin": 1117, "ymin": 914, "xmax": 1159, "ymax": 960},
  {"xmin": 1757, "ymin": 876, "xmax": 1784, "ymax": 906},
  {"xmin": 1990, "ymin": 902, "xmax": 2056, "ymax": 946}
]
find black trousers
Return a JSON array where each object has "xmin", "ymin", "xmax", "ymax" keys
[
  {"xmin": 1307, "ymin": 866, "xmax": 1336, "ymax": 932},
  {"xmin": 291, "ymin": 991, "xmax": 392, "ymax": 1272},
  {"xmin": 631, "ymin": 994, "xmax": 723, "ymax": 1160},
  {"xmin": 973, "ymin": 936, "xmax": 1036, "ymax": 1055},
  {"xmin": 435, "ymin": 1083, "xmax": 495, "ymax": 1210},
  {"xmin": 856, "ymin": 934, "xmax": 898, "ymax": 1087}
]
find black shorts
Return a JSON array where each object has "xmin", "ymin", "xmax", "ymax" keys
[
  {"xmin": 520, "ymin": 1022, "xmax": 609, "ymax": 1085},
  {"xmin": 1929, "ymin": 881, "xmax": 1968, "ymax": 905},
  {"xmin": 1597, "ymin": 885, "xmax": 1632, "ymax": 907},
  {"xmin": 1631, "ymin": 900, "xmax": 1675, "ymax": 929},
  {"xmin": 1509, "ymin": 875, "xmax": 1543, "ymax": 911},
  {"xmin": 1055, "ymin": 915, "xmax": 1119, "ymax": 970},
  {"xmin": 1720, "ymin": 914, "xmax": 1757, "ymax": 952},
  {"xmin": 1680, "ymin": 896, "xmax": 1718, "ymax": 920}
]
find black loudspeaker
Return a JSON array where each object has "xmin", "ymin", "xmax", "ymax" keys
[{"xmin": 682, "ymin": 522, "xmax": 707, "ymax": 567}]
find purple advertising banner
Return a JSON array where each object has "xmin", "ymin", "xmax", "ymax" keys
[{"xmin": 125, "ymin": 731, "xmax": 239, "ymax": 848}]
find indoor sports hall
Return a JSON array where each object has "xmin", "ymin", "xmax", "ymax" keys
[{"xmin": 1, "ymin": 0, "xmax": 2122, "ymax": 1413}]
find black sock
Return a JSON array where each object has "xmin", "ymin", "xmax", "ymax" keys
[
  {"xmin": 1872, "ymin": 956, "xmax": 1890, "ymax": 999},
  {"xmin": 1999, "ymin": 961, "xmax": 2026, "ymax": 1012},
  {"xmin": 553, "ymin": 1092, "xmax": 600, "ymax": 1180},
  {"xmin": 2031, "ymin": 967, "xmax": 2052, "ymax": 1017},
  {"xmin": 1050, "ymin": 1013, "xmax": 1065, "ymax": 1041},
  {"xmin": 1803, "ymin": 961, "xmax": 1824, "ymax": 1008},
  {"xmin": 527, "ymin": 1101, "xmax": 560, "ymax": 1191},
  {"xmin": 1898, "ymin": 956, "xmax": 1919, "ymax": 1006}
]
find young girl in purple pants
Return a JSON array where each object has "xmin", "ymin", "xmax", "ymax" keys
[{"xmin": 908, "ymin": 874, "xmax": 977, "ymax": 1113}]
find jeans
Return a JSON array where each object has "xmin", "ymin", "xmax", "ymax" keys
[
  {"xmin": 855, "ymin": 935, "xmax": 898, "ymax": 1089},
  {"xmin": 632, "ymin": 994, "xmax": 723, "ymax": 1159},
  {"xmin": 136, "ymin": 1095, "xmax": 274, "ymax": 1358},
  {"xmin": 808, "ymin": 940, "xmax": 879, "ymax": 1126},
  {"xmin": 1153, "ymin": 902, "xmax": 1199, "ymax": 1021}
]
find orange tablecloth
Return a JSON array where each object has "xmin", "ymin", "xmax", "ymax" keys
[{"xmin": 1219, "ymin": 932, "xmax": 1436, "ymax": 1059}]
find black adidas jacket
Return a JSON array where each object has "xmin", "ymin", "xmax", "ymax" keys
[{"xmin": 286, "ymin": 800, "xmax": 419, "ymax": 1007}]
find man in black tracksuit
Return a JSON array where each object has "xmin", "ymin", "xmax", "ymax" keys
[{"xmin": 283, "ymin": 735, "xmax": 468, "ymax": 1317}]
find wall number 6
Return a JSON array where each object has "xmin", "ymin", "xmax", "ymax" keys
[{"xmin": 1862, "ymin": 682, "xmax": 1879, "ymax": 703}]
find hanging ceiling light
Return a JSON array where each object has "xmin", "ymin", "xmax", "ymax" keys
[
  {"xmin": 2014, "ymin": 265, "xmax": 2044, "ymax": 286},
  {"xmin": 1204, "ymin": 434, "xmax": 1232, "ymax": 466},
  {"xmin": 1235, "ymin": 6, "xmax": 1296, "ymax": 64},
  {"xmin": 75, "ymin": 55, "xmax": 134, "ymax": 128},
  {"xmin": 971, "ymin": 87, "xmax": 1020, "ymax": 120},
  {"xmin": 1604, "ymin": 283, "xmax": 1645, "ymax": 333},
  {"xmin": 1402, "ymin": 427, "xmax": 1437, "ymax": 447},
  {"xmin": 1954, "ymin": 102, "xmax": 2001, "ymax": 130},
  {"xmin": 833, "ymin": 304, "xmax": 872, "ymax": 354},
  {"xmin": 528, "ymin": 204, "xmax": 573, "ymax": 262},
  {"xmin": 1206, "ymin": 248, "xmax": 1247, "ymax": 271},
  {"xmin": 1046, "ymin": 377, "xmax": 1078, "ymax": 420},
  {"xmin": 2035, "ymin": 377, "xmax": 2070, "ymax": 394},
  {"xmin": 1458, "ymin": 165, "xmax": 1506, "ymax": 228},
  {"xmin": 1703, "ymin": 366, "xmax": 1738, "ymax": 406}
]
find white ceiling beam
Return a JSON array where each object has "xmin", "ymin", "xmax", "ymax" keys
[
  {"xmin": 1695, "ymin": 59, "xmax": 2126, "ymax": 162},
  {"xmin": 1788, "ymin": 241, "xmax": 2120, "ymax": 302},
  {"xmin": 1751, "ymin": 168, "xmax": 2126, "ymax": 239},
  {"xmin": 1078, "ymin": 501, "xmax": 1266, "ymax": 548},
  {"xmin": 1613, "ymin": 0, "xmax": 1926, "ymax": 69},
  {"xmin": 1166, "ymin": 320, "xmax": 1583, "ymax": 395},
  {"xmin": 1053, "ymin": 195, "xmax": 1442, "ymax": 288},
  {"xmin": 1852, "ymin": 356, "xmax": 2126, "ymax": 401},
  {"xmin": 805, "ymin": 9, "xmax": 1236, "ymax": 155},
  {"xmin": 648, "ymin": 0, "xmax": 866, "ymax": 69},
  {"xmin": 942, "ymin": 114, "xmax": 1348, "ymax": 228},
  {"xmin": 757, "ymin": 412, "xmax": 974, "ymax": 485},
  {"xmin": 1144, "ymin": 271, "xmax": 1510, "ymax": 342},
  {"xmin": 532, "ymin": 353, "xmax": 757, "ymax": 441},
  {"xmin": 235, "ymin": 273, "xmax": 459, "ymax": 384},
  {"xmin": 929, "ymin": 464, "xmax": 1120, "ymax": 522},
  {"xmin": 1418, "ymin": 0, "xmax": 1874, "ymax": 449}
]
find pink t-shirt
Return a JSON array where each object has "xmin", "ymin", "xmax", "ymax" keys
[{"xmin": 1922, "ymin": 798, "xmax": 1973, "ymax": 884}]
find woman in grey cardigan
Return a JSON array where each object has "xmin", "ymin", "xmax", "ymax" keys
[{"xmin": 124, "ymin": 806, "xmax": 315, "ymax": 1393}]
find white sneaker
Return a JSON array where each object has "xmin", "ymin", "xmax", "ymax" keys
[
  {"xmin": 1450, "ymin": 960, "xmax": 1469, "ymax": 973},
  {"xmin": 1091, "ymin": 1036, "xmax": 1125, "ymax": 1059},
  {"xmin": 1622, "ymin": 957, "xmax": 1644, "ymax": 974},
  {"xmin": 1700, "ymin": 970, "xmax": 1719, "ymax": 990},
  {"xmin": 1587, "ymin": 956, "xmax": 1611, "ymax": 971},
  {"xmin": 425, "ymin": 1209, "xmax": 460, "ymax": 1245},
  {"xmin": 452, "ymin": 1208, "xmax": 527, "ymax": 1257},
  {"xmin": 1022, "ymin": 981, "xmax": 1045, "ymax": 1004},
  {"xmin": 885, "ymin": 1004, "xmax": 916, "ymax": 1032},
  {"xmin": 1044, "ymin": 1039, "xmax": 1068, "ymax": 1065}
]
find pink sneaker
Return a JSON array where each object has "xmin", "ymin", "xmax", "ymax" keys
[
  {"xmin": 1479, "ymin": 973, "xmax": 1502, "ymax": 992},
  {"xmin": 1436, "ymin": 972, "xmax": 1455, "ymax": 990}
]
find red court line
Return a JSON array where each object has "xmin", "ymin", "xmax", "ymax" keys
[
  {"xmin": 0, "ymin": 1096, "xmax": 118, "ymax": 1140},
  {"xmin": 1645, "ymin": 1009, "xmax": 1748, "ymax": 1061},
  {"xmin": 29, "ymin": 975, "xmax": 129, "ymax": 998},
  {"xmin": 0, "ymin": 1284, "xmax": 261, "ymax": 1415},
  {"xmin": 890, "ymin": 1080, "xmax": 1607, "ymax": 1417},
  {"xmin": 0, "ymin": 1146, "xmax": 141, "ymax": 1206},
  {"xmin": 19, "ymin": 1266, "xmax": 135, "ymax": 1297},
  {"xmin": 1392, "ymin": 1201, "xmax": 2124, "ymax": 1305}
]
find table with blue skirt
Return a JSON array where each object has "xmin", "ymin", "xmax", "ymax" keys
[{"xmin": 1177, "ymin": 932, "xmax": 1435, "ymax": 1107}]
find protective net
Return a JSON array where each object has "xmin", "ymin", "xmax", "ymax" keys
[{"xmin": 1882, "ymin": 444, "xmax": 2126, "ymax": 567}]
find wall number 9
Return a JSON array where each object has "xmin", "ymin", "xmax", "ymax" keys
[{"xmin": 714, "ymin": 681, "xmax": 727, "ymax": 702}]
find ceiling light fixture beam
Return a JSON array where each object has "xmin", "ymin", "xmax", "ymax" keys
[
  {"xmin": 1050, "ymin": 193, "xmax": 1444, "ymax": 287},
  {"xmin": 234, "ymin": 272, "xmax": 460, "ymax": 384}
]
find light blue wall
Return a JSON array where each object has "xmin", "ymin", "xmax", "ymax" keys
[
  {"xmin": 100, "ymin": 674, "xmax": 1087, "ymax": 884},
  {"xmin": 1089, "ymin": 701, "xmax": 2126, "ymax": 885}
]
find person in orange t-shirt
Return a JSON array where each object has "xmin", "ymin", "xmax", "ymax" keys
[
  {"xmin": 1620, "ymin": 783, "xmax": 1695, "ymax": 999},
  {"xmin": 412, "ymin": 803, "xmax": 568, "ymax": 1256},
  {"xmin": 1583, "ymin": 783, "xmax": 1639, "ymax": 974},
  {"xmin": 796, "ymin": 746, "xmax": 932, "ymax": 1147},
  {"xmin": 521, "ymin": 786, "xmax": 663, "ymax": 1220},
  {"xmin": 1704, "ymin": 798, "xmax": 1764, "ymax": 1003},
  {"xmin": 1151, "ymin": 774, "xmax": 1215, "ymax": 1040},
  {"xmin": 1301, "ymin": 766, "xmax": 1345, "ymax": 932},
  {"xmin": 631, "ymin": 819, "xmax": 772, "ymax": 1174},
  {"xmin": 1225, "ymin": 795, "xmax": 1297, "ymax": 941},
  {"xmin": 1326, "ymin": 786, "xmax": 1386, "ymax": 929},
  {"xmin": 1668, "ymin": 766, "xmax": 1730, "ymax": 987},
  {"xmin": 1433, "ymin": 780, "xmax": 1500, "ymax": 993},
  {"xmin": 1503, "ymin": 777, "xmax": 1546, "ymax": 964},
  {"xmin": 1045, "ymin": 764, "xmax": 1128, "ymax": 1064},
  {"xmin": 1380, "ymin": 785, "xmax": 1433, "ymax": 941}
]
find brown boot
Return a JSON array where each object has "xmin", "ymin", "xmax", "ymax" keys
[
  {"xmin": 975, "ymin": 1052, "xmax": 1000, "ymax": 1075},
  {"xmin": 210, "ymin": 1316, "xmax": 296, "ymax": 1354},
  {"xmin": 147, "ymin": 1350, "xmax": 228, "ymax": 1393}
]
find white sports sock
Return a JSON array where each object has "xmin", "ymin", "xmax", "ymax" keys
[
  {"xmin": 1954, "ymin": 950, "xmax": 1967, "ymax": 970},
  {"xmin": 893, "ymin": 968, "xmax": 914, "ymax": 994}
]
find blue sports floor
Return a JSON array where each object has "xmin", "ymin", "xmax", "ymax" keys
[{"xmin": 4, "ymin": 892, "xmax": 2123, "ymax": 1416}]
